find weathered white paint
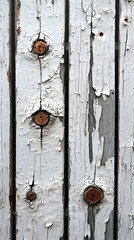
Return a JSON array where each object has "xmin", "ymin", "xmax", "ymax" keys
[
  {"xmin": 16, "ymin": 0, "xmax": 64, "ymax": 239},
  {"xmin": 0, "ymin": 1, "xmax": 10, "ymax": 239},
  {"xmin": 69, "ymin": 0, "xmax": 115, "ymax": 239},
  {"xmin": 1, "ymin": 1, "xmax": 134, "ymax": 239},
  {"xmin": 118, "ymin": 1, "xmax": 134, "ymax": 239}
]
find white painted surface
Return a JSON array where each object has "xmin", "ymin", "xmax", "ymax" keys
[
  {"xmin": 118, "ymin": 1, "xmax": 134, "ymax": 239},
  {"xmin": 0, "ymin": 1, "xmax": 10, "ymax": 239},
  {"xmin": 16, "ymin": 0, "xmax": 64, "ymax": 239},
  {"xmin": 1, "ymin": 1, "xmax": 134, "ymax": 239},
  {"xmin": 69, "ymin": 0, "xmax": 115, "ymax": 239}
]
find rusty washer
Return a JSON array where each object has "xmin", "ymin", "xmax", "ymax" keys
[
  {"xmin": 33, "ymin": 39, "xmax": 48, "ymax": 56},
  {"xmin": 26, "ymin": 190, "xmax": 36, "ymax": 201},
  {"xmin": 33, "ymin": 110, "xmax": 50, "ymax": 127},
  {"xmin": 83, "ymin": 185, "xmax": 104, "ymax": 205}
]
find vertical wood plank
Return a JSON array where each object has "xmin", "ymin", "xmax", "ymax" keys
[
  {"xmin": 118, "ymin": 1, "xmax": 134, "ymax": 239},
  {"xmin": 0, "ymin": 1, "xmax": 10, "ymax": 239},
  {"xmin": 69, "ymin": 0, "xmax": 115, "ymax": 239},
  {"xmin": 16, "ymin": 1, "xmax": 64, "ymax": 239}
]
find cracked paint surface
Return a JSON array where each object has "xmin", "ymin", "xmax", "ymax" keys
[
  {"xmin": 0, "ymin": 0, "xmax": 134, "ymax": 239},
  {"xmin": 0, "ymin": 1, "xmax": 10, "ymax": 239},
  {"xmin": 118, "ymin": 1, "xmax": 134, "ymax": 239},
  {"xmin": 69, "ymin": 0, "xmax": 115, "ymax": 239},
  {"xmin": 16, "ymin": 0, "xmax": 64, "ymax": 239}
]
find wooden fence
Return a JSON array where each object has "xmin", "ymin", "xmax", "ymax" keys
[{"xmin": 0, "ymin": 0, "xmax": 134, "ymax": 239}]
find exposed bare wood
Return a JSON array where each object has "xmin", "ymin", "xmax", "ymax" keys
[
  {"xmin": 16, "ymin": 1, "xmax": 64, "ymax": 239},
  {"xmin": 69, "ymin": 0, "xmax": 115, "ymax": 239},
  {"xmin": 118, "ymin": 1, "xmax": 134, "ymax": 239},
  {"xmin": 1, "ymin": 1, "xmax": 134, "ymax": 239}
]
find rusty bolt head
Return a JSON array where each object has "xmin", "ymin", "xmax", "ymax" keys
[
  {"xmin": 26, "ymin": 190, "xmax": 36, "ymax": 201},
  {"xmin": 33, "ymin": 39, "xmax": 49, "ymax": 56},
  {"xmin": 33, "ymin": 110, "xmax": 50, "ymax": 127},
  {"xmin": 83, "ymin": 185, "xmax": 104, "ymax": 205},
  {"xmin": 99, "ymin": 32, "xmax": 104, "ymax": 37}
]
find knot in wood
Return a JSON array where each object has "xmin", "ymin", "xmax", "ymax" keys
[
  {"xmin": 83, "ymin": 185, "xmax": 104, "ymax": 205},
  {"xmin": 26, "ymin": 190, "xmax": 36, "ymax": 201},
  {"xmin": 33, "ymin": 110, "xmax": 50, "ymax": 127},
  {"xmin": 33, "ymin": 39, "xmax": 48, "ymax": 56}
]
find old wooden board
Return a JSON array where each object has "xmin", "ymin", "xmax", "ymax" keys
[
  {"xmin": 1, "ymin": 0, "xmax": 134, "ymax": 239},
  {"xmin": 0, "ymin": 1, "xmax": 10, "ymax": 239},
  {"xmin": 16, "ymin": 0, "xmax": 64, "ymax": 239},
  {"xmin": 69, "ymin": 0, "xmax": 115, "ymax": 239},
  {"xmin": 118, "ymin": 1, "xmax": 134, "ymax": 239}
]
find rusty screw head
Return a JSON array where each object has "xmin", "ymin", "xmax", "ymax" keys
[
  {"xmin": 33, "ymin": 39, "xmax": 48, "ymax": 56},
  {"xmin": 99, "ymin": 32, "xmax": 104, "ymax": 37},
  {"xmin": 83, "ymin": 185, "xmax": 104, "ymax": 205},
  {"xmin": 33, "ymin": 110, "xmax": 50, "ymax": 127},
  {"xmin": 26, "ymin": 190, "xmax": 36, "ymax": 201}
]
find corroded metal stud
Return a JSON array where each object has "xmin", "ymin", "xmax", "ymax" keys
[
  {"xmin": 26, "ymin": 190, "xmax": 36, "ymax": 201},
  {"xmin": 33, "ymin": 39, "xmax": 49, "ymax": 56},
  {"xmin": 32, "ymin": 110, "xmax": 50, "ymax": 127},
  {"xmin": 83, "ymin": 185, "xmax": 104, "ymax": 205},
  {"xmin": 98, "ymin": 32, "xmax": 104, "ymax": 37}
]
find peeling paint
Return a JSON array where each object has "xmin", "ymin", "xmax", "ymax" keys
[
  {"xmin": 45, "ymin": 221, "xmax": 53, "ymax": 228},
  {"xmin": 118, "ymin": 1, "xmax": 134, "ymax": 239},
  {"xmin": 95, "ymin": 204, "xmax": 113, "ymax": 240},
  {"xmin": 60, "ymin": 62, "xmax": 64, "ymax": 87},
  {"xmin": 1, "ymin": 0, "xmax": 130, "ymax": 239},
  {"xmin": 16, "ymin": 0, "xmax": 21, "ymax": 36},
  {"xmin": 51, "ymin": 0, "xmax": 54, "ymax": 5},
  {"xmin": 99, "ymin": 92, "xmax": 115, "ymax": 165},
  {"xmin": 0, "ymin": 1, "xmax": 10, "ymax": 239},
  {"xmin": 69, "ymin": 0, "xmax": 115, "ymax": 239},
  {"xmin": 88, "ymin": 4, "xmax": 96, "ymax": 164},
  {"xmin": 105, "ymin": 210, "xmax": 113, "ymax": 240},
  {"xmin": 16, "ymin": 0, "xmax": 64, "ymax": 239},
  {"xmin": 88, "ymin": 206, "xmax": 95, "ymax": 240}
]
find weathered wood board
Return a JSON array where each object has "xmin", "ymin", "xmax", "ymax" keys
[
  {"xmin": 16, "ymin": 0, "xmax": 64, "ymax": 239},
  {"xmin": 69, "ymin": 0, "xmax": 115, "ymax": 239},
  {"xmin": 1, "ymin": 0, "xmax": 134, "ymax": 239},
  {"xmin": 118, "ymin": 1, "xmax": 134, "ymax": 239},
  {"xmin": 0, "ymin": 1, "xmax": 10, "ymax": 239}
]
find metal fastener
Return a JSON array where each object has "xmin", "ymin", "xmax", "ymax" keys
[
  {"xmin": 26, "ymin": 190, "xmax": 36, "ymax": 201},
  {"xmin": 83, "ymin": 185, "xmax": 104, "ymax": 205},
  {"xmin": 32, "ymin": 110, "xmax": 50, "ymax": 127},
  {"xmin": 99, "ymin": 32, "xmax": 104, "ymax": 37},
  {"xmin": 33, "ymin": 39, "xmax": 49, "ymax": 56}
]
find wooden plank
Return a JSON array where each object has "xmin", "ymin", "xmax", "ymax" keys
[
  {"xmin": 16, "ymin": 1, "xmax": 64, "ymax": 239},
  {"xmin": 118, "ymin": 1, "xmax": 134, "ymax": 239},
  {"xmin": 0, "ymin": 1, "xmax": 10, "ymax": 239},
  {"xmin": 69, "ymin": 0, "xmax": 115, "ymax": 239}
]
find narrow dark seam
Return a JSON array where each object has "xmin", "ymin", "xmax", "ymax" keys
[
  {"xmin": 114, "ymin": 0, "xmax": 120, "ymax": 239},
  {"xmin": 63, "ymin": 0, "xmax": 70, "ymax": 239},
  {"xmin": 9, "ymin": 0, "xmax": 16, "ymax": 239}
]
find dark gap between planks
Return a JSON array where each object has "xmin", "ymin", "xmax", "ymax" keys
[
  {"xmin": 114, "ymin": 0, "xmax": 120, "ymax": 239},
  {"xmin": 63, "ymin": 0, "xmax": 70, "ymax": 239},
  {"xmin": 9, "ymin": 0, "xmax": 16, "ymax": 239}
]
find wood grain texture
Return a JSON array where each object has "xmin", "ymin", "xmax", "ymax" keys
[
  {"xmin": 0, "ymin": 1, "xmax": 10, "ymax": 239},
  {"xmin": 118, "ymin": 1, "xmax": 134, "ymax": 239},
  {"xmin": 16, "ymin": 1, "xmax": 64, "ymax": 239},
  {"xmin": 69, "ymin": 0, "xmax": 115, "ymax": 239}
]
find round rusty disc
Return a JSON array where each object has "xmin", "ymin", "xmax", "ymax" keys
[
  {"xmin": 33, "ymin": 110, "xmax": 50, "ymax": 127},
  {"xmin": 26, "ymin": 190, "xmax": 36, "ymax": 201},
  {"xmin": 83, "ymin": 185, "xmax": 104, "ymax": 205},
  {"xmin": 33, "ymin": 39, "xmax": 48, "ymax": 56}
]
